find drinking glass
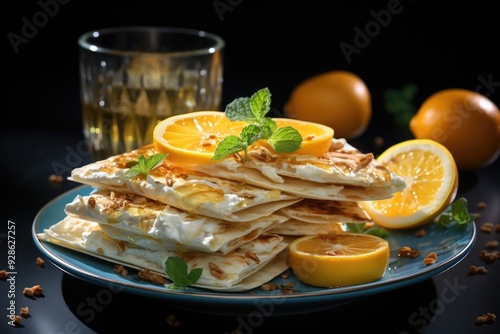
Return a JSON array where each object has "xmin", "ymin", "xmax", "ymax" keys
[{"xmin": 78, "ymin": 26, "xmax": 225, "ymax": 160}]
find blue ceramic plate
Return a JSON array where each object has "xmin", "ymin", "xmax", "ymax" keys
[{"xmin": 32, "ymin": 185, "xmax": 476, "ymax": 316}]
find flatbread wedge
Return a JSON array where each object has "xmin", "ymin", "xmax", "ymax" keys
[
  {"xmin": 37, "ymin": 216, "xmax": 290, "ymax": 292},
  {"xmin": 177, "ymin": 138, "xmax": 407, "ymax": 201},
  {"xmin": 64, "ymin": 189, "xmax": 290, "ymax": 254},
  {"xmin": 69, "ymin": 145, "xmax": 301, "ymax": 222},
  {"xmin": 279, "ymin": 198, "xmax": 371, "ymax": 224}
]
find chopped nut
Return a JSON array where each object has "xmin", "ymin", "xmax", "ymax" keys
[
  {"xmin": 32, "ymin": 285, "xmax": 43, "ymax": 295},
  {"xmin": 282, "ymin": 282, "xmax": 296, "ymax": 290},
  {"xmin": 423, "ymin": 252, "xmax": 437, "ymax": 266},
  {"xmin": 414, "ymin": 229, "xmax": 426, "ymax": 237},
  {"xmin": 399, "ymin": 246, "xmax": 420, "ymax": 258},
  {"xmin": 7, "ymin": 315, "xmax": 21, "ymax": 325},
  {"xmin": 165, "ymin": 314, "xmax": 181, "ymax": 327},
  {"xmin": 469, "ymin": 265, "xmax": 488, "ymax": 275},
  {"xmin": 20, "ymin": 307, "xmax": 30, "ymax": 318},
  {"xmin": 208, "ymin": 262, "xmax": 227, "ymax": 280},
  {"xmin": 23, "ymin": 287, "xmax": 34, "ymax": 297},
  {"xmin": 113, "ymin": 264, "xmax": 128, "ymax": 276},
  {"xmin": 96, "ymin": 247, "xmax": 104, "ymax": 254},
  {"xmin": 116, "ymin": 241, "xmax": 126, "ymax": 252},
  {"xmin": 475, "ymin": 312, "xmax": 496, "ymax": 325},
  {"xmin": 0, "ymin": 269, "xmax": 7, "ymax": 280},
  {"xmin": 245, "ymin": 250, "xmax": 260, "ymax": 264},
  {"xmin": 261, "ymin": 282, "xmax": 280, "ymax": 291},
  {"xmin": 23, "ymin": 285, "xmax": 43, "ymax": 297},
  {"xmin": 479, "ymin": 250, "xmax": 500, "ymax": 263},
  {"xmin": 485, "ymin": 240, "xmax": 499, "ymax": 249},
  {"xmin": 49, "ymin": 174, "xmax": 63, "ymax": 184},
  {"xmin": 280, "ymin": 272, "xmax": 289, "ymax": 279},
  {"xmin": 36, "ymin": 257, "xmax": 45, "ymax": 267},
  {"xmin": 477, "ymin": 201, "xmax": 487, "ymax": 209},
  {"xmin": 480, "ymin": 222, "xmax": 494, "ymax": 233},
  {"xmin": 373, "ymin": 136, "xmax": 384, "ymax": 148},
  {"xmin": 137, "ymin": 269, "xmax": 167, "ymax": 285}
]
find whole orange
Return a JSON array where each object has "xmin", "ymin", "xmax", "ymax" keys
[
  {"xmin": 284, "ymin": 71, "xmax": 371, "ymax": 139},
  {"xmin": 410, "ymin": 88, "xmax": 500, "ymax": 170}
]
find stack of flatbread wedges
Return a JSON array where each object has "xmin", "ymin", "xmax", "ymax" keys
[{"xmin": 37, "ymin": 137, "xmax": 405, "ymax": 292}]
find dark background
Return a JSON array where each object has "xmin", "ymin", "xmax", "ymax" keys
[
  {"xmin": 5, "ymin": 0, "xmax": 499, "ymax": 134},
  {"xmin": 2, "ymin": 2, "xmax": 500, "ymax": 333}
]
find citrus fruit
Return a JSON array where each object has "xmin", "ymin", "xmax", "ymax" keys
[
  {"xmin": 360, "ymin": 139, "xmax": 459, "ymax": 230},
  {"xmin": 288, "ymin": 233, "xmax": 390, "ymax": 288},
  {"xmin": 284, "ymin": 70, "xmax": 371, "ymax": 139},
  {"xmin": 153, "ymin": 111, "xmax": 334, "ymax": 164},
  {"xmin": 410, "ymin": 88, "xmax": 500, "ymax": 170}
]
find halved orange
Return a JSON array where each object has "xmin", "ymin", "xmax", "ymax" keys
[
  {"xmin": 153, "ymin": 111, "xmax": 334, "ymax": 164},
  {"xmin": 288, "ymin": 233, "xmax": 390, "ymax": 287},
  {"xmin": 360, "ymin": 139, "xmax": 458, "ymax": 229}
]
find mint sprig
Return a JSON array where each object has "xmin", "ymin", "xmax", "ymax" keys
[
  {"xmin": 165, "ymin": 256, "xmax": 202, "ymax": 289},
  {"xmin": 437, "ymin": 197, "xmax": 476, "ymax": 228},
  {"xmin": 125, "ymin": 153, "xmax": 167, "ymax": 178},
  {"xmin": 212, "ymin": 88, "xmax": 303, "ymax": 161}
]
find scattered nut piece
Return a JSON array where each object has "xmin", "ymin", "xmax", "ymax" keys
[
  {"xmin": 399, "ymin": 246, "xmax": 420, "ymax": 258},
  {"xmin": 137, "ymin": 269, "xmax": 167, "ymax": 285},
  {"xmin": 49, "ymin": 174, "xmax": 64, "ymax": 184},
  {"xmin": 20, "ymin": 307, "xmax": 30, "ymax": 318},
  {"xmin": 36, "ymin": 257, "xmax": 45, "ymax": 267},
  {"xmin": 374, "ymin": 136, "xmax": 384, "ymax": 148},
  {"xmin": 280, "ymin": 272, "xmax": 289, "ymax": 279},
  {"xmin": 113, "ymin": 264, "xmax": 128, "ymax": 276},
  {"xmin": 477, "ymin": 201, "xmax": 487, "ymax": 209},
  {"xmin": 423, "ymin": 252, "xmax": 437, "ymax": 266},
  {"xmin": 485, "ymin": 240, "xmax": 499, "ymax": 249},
  {"xmin": 261, "ymin": 282, "xmax": 280, "ymax": 292},
  {"xmin": 7, "ymin": 315, "xmax": 21, "ymax": 325},
  {"xmin": 116, "ymin": 241, "xmax": 126, "ymax": 252},
  {"xmin": 23, "ymin": 285, "xmax": 43, "ymax": 297},
  {"xmin": 475, "ymin": 312, "xmax": 496, "ymax": 325},
  {"xmin": 479, "ymin": 250, "xmax": 500, "ymax": 263},
  {"xmin": 469, "ymin": 265, "xmax": 488, "ymax": 275},
  {"xmin": 96, "ymin": 247, "xmax": 104, "ymax": 254},
  {"xmin": 0, "ymin": 269, "xmax": 7, "ymax": 280},
  {"xmin": 414, "ymin": 229, "xmax": 426, "ymax": 237},
  {"xmin": 165, "ymin": 314, "xmax": 181, "ymax": 327},
  {"xmin": 480, "ymin": 222, "xmax": 494, "ymax": 233}
]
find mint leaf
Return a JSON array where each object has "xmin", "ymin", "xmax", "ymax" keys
[
  {"xmin": 225, "ymin": 97, "xmax": 255, "ymax": 122},
  {"xmin": 249, "ymin": 87, "xmax": 272, "ymax": 121},
  {"xmin": 267, "ymin": 126, "xmax": 303, "ymax": 153},
  {"xmin": 225, "ymin": 87, "xmax": 272, "ymax": 123},
  {"xmin": 365, "ymin": 227, "xmax": 389, "ymax": 238},
  {"xmin": 165, "ymin": 256, "xmax": 202, "ymax": 289},
  {"xmin": 126, "ymin": 153, "xmax": 167, "ymax": 178},
  {"xmin": 345, "ymin": 223, "xmax": 366, "ymax": 233},
  {"xmin": 437, "ymin": 197, "xmax": 475, "ymax": 228},
  {"xmin": 212, "ymin": 135, "xmax": 248, "ymax": 160},
  {"xmin": 213, "ymin": 88, "xmax": 303, "ymax": 161}
]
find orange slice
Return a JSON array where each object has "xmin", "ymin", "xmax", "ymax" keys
[
  {"xmin": 360, "ymin": 139, "xmax": 458, "ymax": 230},
  {"xmin": 153, "ymin": 111, "xmax": 334, "ymax": 164},
  {"xmin": 288, "ymin": 233, "xmax": 390, "ymax": 287}
]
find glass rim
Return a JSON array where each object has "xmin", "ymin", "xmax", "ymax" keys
[{"xmin": 78, "ymin": 26, "xmax": 225, "ymax": 57}]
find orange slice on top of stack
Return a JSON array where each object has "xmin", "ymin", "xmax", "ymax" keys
[{"xmin": 153, "ymin": 111, "xmax": 334, "ymax": 164}]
